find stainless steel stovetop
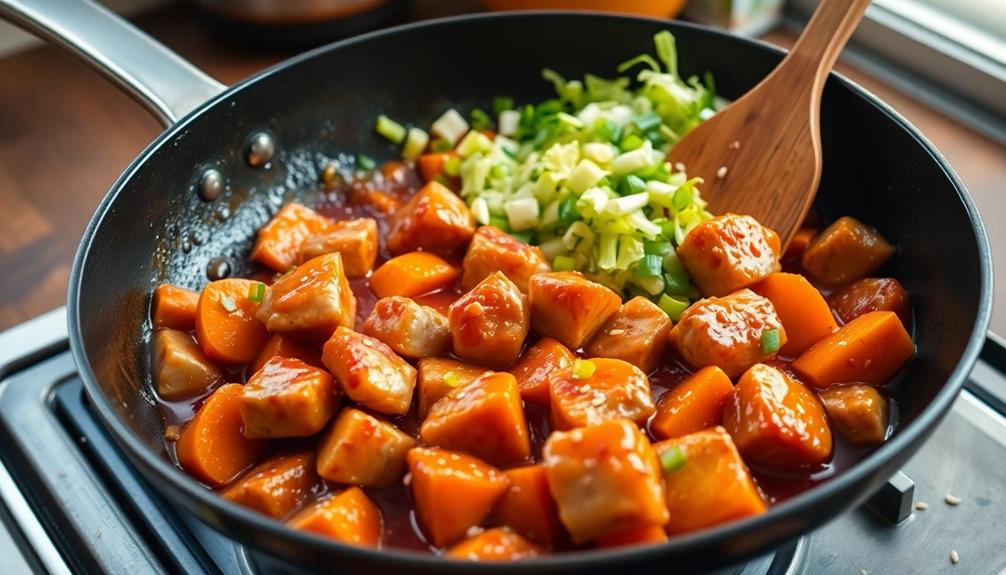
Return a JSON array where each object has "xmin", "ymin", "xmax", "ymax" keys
[{"xmin": 1, "ymin": 308, "xmax": 1005, "ymax": 574}]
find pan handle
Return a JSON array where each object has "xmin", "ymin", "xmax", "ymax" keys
[{"xmin": 0, "ymin": 0, "xmax": 225, "ymax": 127}]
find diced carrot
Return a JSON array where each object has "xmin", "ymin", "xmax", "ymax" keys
[
  {"xmin": 288, "ymin": 487, "xmax": 383, "ymax": 548},
  {"xmin": 751, "ymin": 272, "xmax": 838, "ymax": 356},
  {"xmin": 152, "ymin": 284, "xmax": 199, "ymax": 331},
  {"xmin": 446, "ymin": 528, "xmax": 544, "ymax": 561},
  {"xmin": 239, "ymin": 357, "xmax": 338, "ymax": 439},
  {"xmin": 417, "ymin": 152, "xmax": 455, "ymax": 183},
  {"xmin": 151, "ymin": 329, "xmax": 224, "ymax": 400},
  {"xmin": 793, "ymin": 311, "xmax": 914, "ymax": 388},
  {"xmin": 407, "ymin": 447, "xmax": 510, "ymax": 547},
  {"xmin": 649, "ymin": 366, "xmax": 733, "ymax": 440},
  {"xmin": 596, "ymin": 525, "xmax": 668, "ymax": 548},
  {"xmin": 509, "ymin": 337, "xmax": 574, "ymax": 406},
  {"xmin": 251, "ymin": 203, "xmax": 335, "ymax": 273},
  {"xmin": 421, "ymin": 372, "xmax": 531, "ymax": 467},
  {"xmin": 176, "ymin": 384, "xmax": 266, "ymax": 487},
  {"xmin": 801, "ymin": 216, "xmax": 895, "ymax": 286},
  {"xmin": 784, "ymin": 227, "xmax": 817, "ymax": 261},
  {"xmin": 250, "ymin": 335, "xmax": 322, "ymax": 375},
  {"xmin": 316, "ymin": 408, "xmax": 417, "ymax": 487},
  {"xmin": 195, "ymin": 279, "xmax": 270, "ymax": 364},
  {"xmin": 417, "ymin": 358, "xmax": 491, "ymax": 419},
  {"xmin": 654, "ymin": 427, "xmax": 767, "ymax": 535},
  {"xmin": 493, "ymin": 465, "xmax": 562, "ymax": 546},
  {"xmin": 369, "ymin": 252, "xmax": 460, "ymax": 299},
  {"xmin": 222, "ymin": 451, "xmax": 317, "ymax": 518}
]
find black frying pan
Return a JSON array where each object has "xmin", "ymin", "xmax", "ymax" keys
[{"xmin": 1, "ymin": 0, "xmax": 992, "ymax": 573}]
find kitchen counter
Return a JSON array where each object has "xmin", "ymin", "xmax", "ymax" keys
[{"xmin": 0, "ymin": 3, "xmax": 1002, "ymax": 331}]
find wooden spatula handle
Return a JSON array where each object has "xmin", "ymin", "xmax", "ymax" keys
[{"xmin": 786, "ymin": 0, "xmax": 871, "ymax": 94}]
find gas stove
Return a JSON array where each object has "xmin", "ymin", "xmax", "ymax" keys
[{"xmin": 0, "ymin": 309, "xmax": 1004, "ymax": 574}]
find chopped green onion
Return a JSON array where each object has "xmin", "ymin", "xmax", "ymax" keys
[
  {"xmin": 433, "ymin": 174, "xmax": 451, "ymax": 187},
  {"xmin": 672, "ymin": 185, "xmax": 693, "ymax": 210},
  {"xmin": 663, "ymin": 271, "xmax": 690, "ymax": 295},
  {"xmin": 493, "ymin": 96, "xmax": 514, "ymax": 115},
  {"xmin": 660, "ymin": 445, "xmax": 687, "ymax": 473},
  {"xmin": 632, "ymin": 111, "xmax": 662, "ymax": 132},
  {"xmin": 247, "ymin": 282, "xmax": 265, "ymax": 303},
  {"xmin": 558, "ymin": 195, "xmax": 580, "ymax": 224},
  {"xmin": 644, "ymin": 240, "xmax": 672, "ymax": 256},
  {"xmin": 596, "ymin": 119, "xmax": 622, "ymax": 144},
  {"xmin": 375, "ymin": 114, "xmax": 406, "ymax": 144},
  {"xmin": 623, "ymin": 174, "xmax": 647, "ymax": 196},
  {"xmin": 444, "ymin": 371, "xmax": 461, "ymax": 388},
  {"xmin": 572, "ymin": 359, "xmax": 596, "ymax": 380},
  {"xmin": 470, "ymin": 108, "xmax": 491, "ymax": 131},
  {"xmin": 443, "ymin": 156, "xmax": 461, "ymax": 177},
  {"xmin": 498, "ymin": 110, "xmax": 520, "ymax": 137},
  {"xmin": 430, "ymin": 138, "xmax": 453, "ymax": 153},
  {"xmin": 511, "ymin": 230, "xmax": 534, "ymax": 243},
  {"xmin": 401, "ymin": 127, "xmax": 429, "ymax": 161},
  {"xmin": 619, "ymin": 133, "xmax": 645, "ymax": 152},
  {"xmin": 658, "ymin": 293, "xmax": 689, "ymax": 321},
  {"xmin": 761, "ymin": 329, "xmax": 782, "ymax": 354},
  {"xmin": 220, "ymin": 295, "xmax": 238, "ymax": 313},
  {"xmin": 489, "ymin": 215, "xmax": 510, "ymax": 231},
  {"xmin": 634, "ymin": 254, "xmax": 663, "ymax": 279},
  {"xmin": 357, "ymin": 154, "xmax": 376, "ymax": 171},
  {"xmin": 552, "ymin": 254, "xmax": 576, "ymax": 271}
]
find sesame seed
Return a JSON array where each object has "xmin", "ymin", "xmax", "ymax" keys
[
  {"xmin": 402, "ymin": 473, "xmax": 412, "ymax": 486},
  {"xmin": 716, "ymin": 166, "xmax": 728, "ymax": 178},
  {"xmin": 949, "ymin": 549, "xmax": 960, "ymax": 564},
  {"xmin": 466, "ymin": 525, "xmax": 485, "ymax": 538},
  {"xmin": 914, "ymin": 501, "xmax": 929, "ymax": 510},
  {"xmin": 730, "ymin": 140, "xmax": 741, "ymax": 150},
  {"xmin": 945, "ymin": 494, "xmax": 962, "ymax": 505},
  {"xmin": 608, "ymin": 328, "xmax": 626, "ymax": 336}
]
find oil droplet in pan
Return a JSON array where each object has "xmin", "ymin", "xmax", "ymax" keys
[{"xmin": 206, "ymin": 257, "xmax": 232, "ymax": 281}]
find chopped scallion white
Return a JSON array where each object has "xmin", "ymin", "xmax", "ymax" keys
[
  {"xmin": 504, "ymin": 197, "xmax": 540, "ymax": 231},
  {"xmin": 431, "ymin": 108, "xmax": 469, "ymax": 144},
  {"xmin": 400, "ymin": 127, "xmax": 429, "ymax": 161}
]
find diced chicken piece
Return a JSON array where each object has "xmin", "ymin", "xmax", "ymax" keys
[
  {"xmin": 669, "ymin": 289, "xmax": 787, "ymax": 378},
  {"xmin": 316, "ymin": 408, "xmax": 417, "ymax": 487},
  {"xmin": 461, "ymin": 226, "xmax": 550, "ymax": 293},
  {"xmin": 416, "ymin": 358, "xmax": 491, "ymax": 419},
  {"xmin": 528, "ymin": 272, "xmax": 621, "ymax": 349},
  {"xmin": 654, "ymin": 427, "xmax": 767, "ymax": 535},
  {"xmin": 322, "ymin": 327, "xmax": 416, "ymax": 415},
  {"xmin": 151, "ymin": 329, "xmax": 224, "ymax": 400},
  {"xmin": 222, "ymin": 451, "xmax": 317, "ymax": 518},
  {"xmin": 239, "ymin": 357, "xmax": 338, "ymax": 438},
  {"xmin": 549, "ymin": 358, "xmax": 655, "ymax": 430},
  {"xmin": 287, "ymin": 487, "xmax": 382, "ymax": 548},
  {"xmin": 256, "ymin": 253, "xmax": 356, "ymax": 340},
  {"xmin": 252, "ymin": 203, "xmax": 336, "ymax": 273},
  {"xmin": 596, "ymin": 525, "xmax": 668, "ymax": 548},
  {"xmin": 250, "ymin": 334, "xmax": 322, "ymax": 375},
  {"xmin": 509, "ymin": 337, "xmax": 575, "ymax": 406},
  {"xmin": 828, "ymin": 277, "xmax": 910, "ymax": 326},
  {"xmin": 299, "ymin": 217, "xmax": 379, "ymax": 278},
  {"xmin": 493, "ymin": 465, "xmax": 562, "ymax": 546},
  {"xmin": 361, "ymin": 296, "xmax": 450, "ymax": 359},
  {"xmin": 176, "ymin": 384, "xmax": 266, "ymax": 487},
  {"xmin": 407, "ymin": 447, "xmax": 510, "ymax": 547},
  {"xmin": 723, "ymin": 364, "xmax": 832, "ymax": 469},
  {"xmin": 802, "ymin": 216, "xmax": 895, "ymax": 286},
  {"xmin": 421, "ymin": 372, "xmax": 531, "ymax": 467},
  {"xmin": 448, "ymin": 271, "xmax": 529, "ymax": 366},
  {"xmin": 793, "ymin": 311, "xmax": 914, "ymax": 388},
  {"xmin": 819, "ymin": 384, "xmax": 889, "ymax": 444},
  {"xmin": 585, "ymin": 296, "xmax": 672, "ymax": 373},
  {"xmin": 543, "ymin": 419, "xmax": 668, "ymax": 543},
  {"xmin": 649, "ymin": 366, "xmax": 734, "ymax": 440},
  {"xmin": 676, "ymin": 213, "xmax": 782, "ymax": 297},
  {"xmin": 152, "ymin": 284, "xmax": 199, "ymax": 331},
  {"xmin": 386, "ymin": 181, "xmax": 475, "ymax": 255},
  {"xmin": 446, "ymin": 528, "xmax": 544, "ymax": 561}
]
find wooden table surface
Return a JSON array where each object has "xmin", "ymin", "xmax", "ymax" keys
[{"xmin": 0, "ymin": 4, "xmax": 1003, "ymax": 332}]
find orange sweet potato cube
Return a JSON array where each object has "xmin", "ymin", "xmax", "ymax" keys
[
  {"xmin": 585, "ymin": 296, "xmax": 672, "ymax": 373},
  {"xmin": 362, "ymin": 296, "xmax": 450, "ymax": 359},
  {"xmin": 152, "ymin": 284, "xmax": 199, "ymax": 331},
  {"xmin": 461, "ymin": 226, "xmax": 550, "ymax": 293},
  {"xmin": 252, "ymin": 203, "xmax": 336, "ymax": 273},
  {"xmin": 650, "ymin": 366, "xmax": 734, "ymax": 440},
  {"xmin": 223, "ymin": 451, "xmax": 317, "ymax": 518},
  {"xmin": 793, "ymin": 311, "xmax": 914, "ymax": 388},
  {"xmin": 751, "ymin": 272, "xmax": 838, "ymax": 356},
  {"xmin": 528, "ymin": 272, "xmax": 621, "ymax": 350},
  {"xmin": 448, "ymin": 272, "xmax": 529, "ymax": 367},
  {"xmin": 417, "ymin": 358, "xmax": 491, "ymax": 419},
  {"xmin": 677, "ymin": 213, "xmax": 782, "ymax": 297},
  {"xmin": 322, "ymin": 327, "xmax": 417, "ymax": 416},
  {"xmin": 250, "ymin": 334, "xmax": 322, "ymax": 375},
  {"xmin": 654, "ymin": 427, "xmax": 767, "ymax": 535},
  {"xmin": 421, "ymin": 372, "xmax": 531, "ymax": 467},
  {"xmin": 801, "ymin": 216, "xmax": 895, "ymax": 286},
  {"xmin": 288, "ymin": 487, "xmax": 382, "ymax": 547},
  {"xmin": 256, "ymin": 253, "xmax": 356, "ymax": 340},
  {"xmin": 386, "ymin": 181, "xmax": 475, "ymax": 255},
  {"xmin": 819, "ymin": 384, "xmax": 889, "ymax": 444},
  {"xmin": 596, "ymin": 525, "xmax": 668, "ymax": 548},
  {"xmin": 724, "ymin": 364, "xmax": 832, "ymax": 469},
  {"xmin": 493, "ymin": 465, "xmax": 562, "ymax": 546},
  {"xmin": 408, "ymin": 447, "xmax": 510, "ymax": 547},
  {"xmin": 316, "ymin": 408, "xmax": 417, "ymax": 487},
  {"xmin": 299, "ymin": 217, "xmax": 378, "ymax": 278},
  {"xmin": 549, "ymin": 358, "xmax": 655, "ymax": 431},
  {"xmin": 543, "ymin": 419, "xmax": 668, "ymax": 543},
  {"xmin": 239, "ymin": 357, "xmax": 339, "ymax": 439},
  {"xmin": 446, "ymin": 528, "xmax": 544, "ymax": 561},
  {"xmin": 509, "ymin": 337, "xmax": 575, "ymax": 406},
  {"xmin": 369, "ymin": 252, "xmax": 460, "ymax": 300}
]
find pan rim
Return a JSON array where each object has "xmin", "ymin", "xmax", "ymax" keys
[{"xmin": 66, "ymin": 9, "xmax": 994, "ymax": 570}]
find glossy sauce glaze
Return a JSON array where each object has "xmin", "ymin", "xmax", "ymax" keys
[{"xmin": 155, "ymin": 161, "xmax": 899, "ymax": 552}]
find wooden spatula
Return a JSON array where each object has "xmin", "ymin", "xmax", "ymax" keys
[{"xmin": 667, "ymin": 0, "xmax": 871, "ymax": 247}]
